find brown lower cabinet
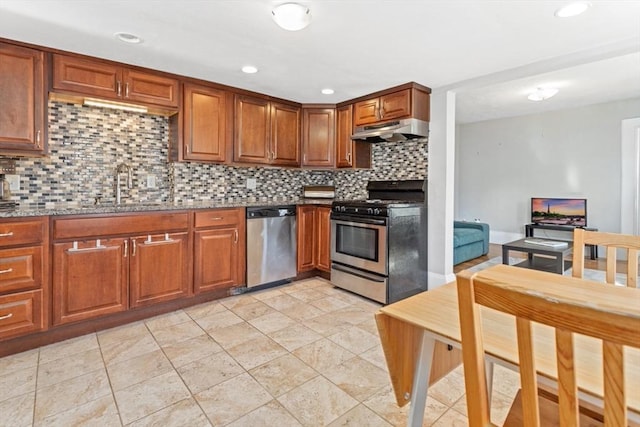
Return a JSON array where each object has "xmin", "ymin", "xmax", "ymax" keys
[
  {"xmin": 51, "ymin": 212, "xmax": 190, "ymax": 326},
  {"xmin": 297, "ymin": 205, "xmax": 331, "ymax": 273}
]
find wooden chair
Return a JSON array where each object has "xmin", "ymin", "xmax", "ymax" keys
[
  {"xmin": 573, "ymin": 228, "xmax": 639, "ymax": 288},
  {"xmin": 456, "ymin": 267, "xmax": 640, "ymax": 427}
]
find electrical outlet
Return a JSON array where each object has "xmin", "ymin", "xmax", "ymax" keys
[
  {"xmin": 146, "ymin": 174, "xmax": 156, "ymax": 188},
  {"xmin": 5, "ymin": 174, "xmax": 20, "ymax": 191},
  {"xmin": 246, "ymin": 178, "xmax": 257, "ymax": 190}
]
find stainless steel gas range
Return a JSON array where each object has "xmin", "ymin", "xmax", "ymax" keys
[{"xmin": 330, "ymin": 180, "xmax": 427, "ymax": 304}]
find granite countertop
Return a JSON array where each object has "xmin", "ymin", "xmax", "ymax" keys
[{"xmin": 0, "ymin": 198, "xmax": 334, "ymax": 218}]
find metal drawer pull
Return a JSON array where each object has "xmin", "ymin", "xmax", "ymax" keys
[
  {"xmin": 144, "ymin": 234, "xmax": 175, "ymax": 244},
  {"xmin": 68, "ymin": 240, "xmax": 107, "ymax": 252},
  {"xmin": 234, "ymin": 229, "xmax": 238, "ymax": 243},
  {"xmin": 210, "ymin": 217, "xmax": 223, "ymax": 221},
  {"xmin": 0, "ymin": 313, "xmax": 13, "ymax": 321},
  {"xmin": 0, "ymin": 268, "xmax": 13, "ymax": 274},
  {"xmin": 0, "ymin": 232, "xmax": 14, "ymax": 237},
  {"xmin": 124, "ymin": 240, "xmax": 128, "ymax": 258}
]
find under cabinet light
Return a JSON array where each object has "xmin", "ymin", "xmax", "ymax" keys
[{"xmin": 83, "ymin": 98, "xmax": 148, "ymax": 113}]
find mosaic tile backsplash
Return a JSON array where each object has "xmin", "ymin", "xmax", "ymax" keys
[{"xmin": 2, "ymin": 101, "xmax": 428, "ymax": 207}]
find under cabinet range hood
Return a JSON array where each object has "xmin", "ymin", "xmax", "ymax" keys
[{"xmin": 351, "ymin": 118, "xmax": 429, "ymax": 142}]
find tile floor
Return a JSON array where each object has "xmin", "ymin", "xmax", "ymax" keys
[{"xmin": 0, "ymin": 277, "xmax": 519, "ymax": 426}]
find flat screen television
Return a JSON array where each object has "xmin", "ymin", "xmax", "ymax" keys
[{"xmin": 531, "ymin": 197, "xmax": 587, "ymax": 227}]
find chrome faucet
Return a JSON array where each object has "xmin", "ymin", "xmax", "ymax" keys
[{"xmin": 115, "ymin": 163, "xmax": 133, "ymax": 205}]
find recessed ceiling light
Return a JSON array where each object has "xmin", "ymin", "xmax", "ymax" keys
[
  {"xmin": 114, "ymin": 32, "xmax": 143, "ymax": 44},
  {"xmin": 272, "ymin": 3, "xmax": 312, "ymax": 31},
  {"xmin": 321, "ymin": 88, "xmax": 334, "ymax": 95},
  {"xmin": 555, "ymin": 2, "xmax": 591, "ymax": 18},
  {"xmin": 242, "ymin": 65, "xmax": 258, "ymax": 74},
  {"xmin": 527, "ymin": 87, "xmax": 559, "ymax": 101}
]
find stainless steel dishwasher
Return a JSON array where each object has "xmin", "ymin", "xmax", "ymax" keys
[{"xmin": 246, "ymin": 205, "xmax": 297, "ymax": 288}]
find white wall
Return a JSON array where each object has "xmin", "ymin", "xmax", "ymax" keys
[{"xmin": 455, "ymin": 97, "xmax": 640, "ymax": 243}]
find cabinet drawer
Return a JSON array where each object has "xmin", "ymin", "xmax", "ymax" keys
[
  {"xmin": 0, "ymin": 219, "xmax": 44, "ymax": 247},
  {"xmin": 0, "ymin": 289, "xmax": 44, "ymax": 340},
  {"xmin": 53, "ymin": 212, "xmax": 189, "ymax": 240},
  {"xmin": 0, "ymin": 246, "xmax": 42, "ymax": 293},
  {"xmin": 194, "ymin": 208, "xmax": 244, "ymax": 228}
]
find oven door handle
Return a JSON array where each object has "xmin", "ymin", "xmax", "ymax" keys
[
  {"xmin": 330, "ymin": 215, "xmax": 387, "ymax": 226},
  {"xmin": 331, "ymin": 264, "xmax": 387, "ymax": 283}
]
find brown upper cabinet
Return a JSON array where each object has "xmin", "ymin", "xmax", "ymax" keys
[
  {"xmin": 170, "ymin": 83, "xmax": 231, "ymax": 163},
  {"xmin": 0, "ymin": 42, "xmax": 46, "ymax": 155},
  {"xmin": 353, "ymin": 86, "xmax": 430, "ymax": 126},
  {"xmin": 302, "ymin": 107, "xmax": 335, "ymax": 168},
  {"xmin": 335, "ymin": 105, "xmax": 371, "ymax": 169},
  {"xmin": 234, "ymin": 95, "xmax": 300, "ymax": 166},
  {"xmin": 52, "ymin": 54, "xmax": 179, "ymax": 108}
]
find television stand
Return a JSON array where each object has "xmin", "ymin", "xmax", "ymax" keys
[{"xmin": 525, "ymin": 223, "xmax": 598, "ymax": 260}]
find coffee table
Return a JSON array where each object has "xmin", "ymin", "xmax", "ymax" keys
[{"xmin": 502, "ymin": 238, "xmax": 573, "ymax": 274}]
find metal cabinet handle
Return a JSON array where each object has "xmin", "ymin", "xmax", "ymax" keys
[
  {"xmin": 124, "ymin": 240, "xmax": 128, "ymax": 258},
  {"xmin": 125, "ymin": 83, "xmax": 130, "ymax": 98},
  {"xmin": 210, "ymin": 217, "xmax": 223, "ymax": 221},
  {"xmin": 116, "ymin": 81, "xmax": 122, "ymax": 97},
  {"xmin": 185, "ymin": 144, "xmax": 190, "ymax": 155},
  {"xmin": 36, "ymin": 130, "xmax": 41, "ymax": 148},
  {"xmin": 234, "ymin": 229, "xmax": 238, "ymax": 244},
  {"xmin": 0, "ymin": 268, "xmax": 13, "ymax": 274},
  {"xmin": 380, "ymin": 107, "xmax": 385, "ymax": 118},
  {"xmin": 67, "ymin": 240, "xmax": 107, "ymax": 252},
  {"xmin": 347, "ymin": 152, "xmax": 352, "ymax": 163},
  {"xmin": 143, "ymin": 234, "xmax": 175, "ymax": 245},
  {"xmin": 132, "ymin": 240, "xmax": 137, "ymax": 256},
  {"xmin": 0, "ymin": 313, "xmax": 13, "ymax": 321},
  {"xmin": 0, "ymin": 232, "xmax": 14, "ymax": 238}
]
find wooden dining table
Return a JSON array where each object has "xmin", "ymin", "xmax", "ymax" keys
[{"xmin": 375, "ymin": 264, "xmax": 640, "ymax": 426}]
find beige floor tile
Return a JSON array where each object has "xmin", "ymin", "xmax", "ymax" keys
[
  {"xmin": 183, "ymin": 300, "xmax": 226, "ymax": 320},
  {"xmin": 39, "ymin": 333, "xmax": 99, "ymax": 365},
  {"xmin": 206, "ymin": 321, "xmax": 264, "ymax": 349},
  {"xmin": 37, "ymin": 347, "xmax": 104, "ymax": 388},
  {"xmin": 36, "ymin": 394, "xmax": 121, "ymax": 427},
  {"xmin": 0, "ymin": 348, "xmax": 39, "ymax": 372},
  {"xmin": 127, "ymin": 398, "xmax": 211, "ymax": 427},
  {"xmin": 492, "ymin": 364, "xmax": 521, "ymax": 398},
  {"xmin": 0, "ymin": 391, "xmax": 34, "ymax": 427},
  {"xmin": 177, "ymin": 351, "xmax": 244, "ymax": 394},
  {"xmin": 195, "ymin": 372, "xmax": 272, "ymax": 426},
  {"xmin": 228, "ymin": 300, "xmax": 275, "ymax": 321},
  {"xmin": 226, "ymin": 335, "xmax": 288, "ymax": 370},
  {"xmin": 161, "ymin": 334, "xmax": 223, "ymax": 368},
  {"xmin": 101, "ymin": 333, "xmax": 160, "ymax": 366},
  {"xmin": 490, "ymin": 390, "xmax": 517, "ymax": 426},
  {"xmin": 310, "ymin": 296, "xmax": 351, "ymax": 312},
  {"xmin": 356, "ymin": 317, "xmax": 381, "ymax": 336},
  {"xmin": 327, "ymin": 403, "xmax": 393, "ymax": 427},
  {"xmin": 362, "ymin": 386, "xmax": 449, "ymax": 427},
  {"xmin": 328, "ymin": 325, "xmax": 379, "ymax": 355},
  {"xmin": 113, "ymin": 370, "xmax": 191, "ymax": 425},
  {"xmin": 0, "ymin": 365, "xmax": 37, "ymax": 403},
  {"xmin": 97, "ymin": 321, "xmax": 149, "ymax": 350},
  {"xmin": 249, "ymin": 354, "xmax": 318, "ymax": 397},
  {"xmin": 34, "ymin": 368, "xmax": 111, "ymax": 422},
  {"xmin": 432, "ymin": 407, "xmax": 469, "ymax": 426},
  {"xmin": 193, "ymin": 308, "xmax": 243, "ymax": 332},
  {"xmin": 107, "ymin": 349, "xmax": 173, "ymax": 391},
  {"xmin": 279, "ymin": 301, "xmax": 326, "ymax": 321},
  {"xmin": 427, "ymin": 369, "xmax": 466, "ymax": 406},
  {"xmin": 250, "ymin": 288, "xmax": 285, "ymax": 301},
  {"xmin": 261, "ymin": 293, "xmax": 302, "ymax": 311},
  {"xmin": 219, "ymin": 293, "xmax": 258, "ymax": 310},
  {"xmin": 144, "ymin": 310, "xmax": 191, "ymax": 333},
  {"xmin": 267, "ymin": 323, "xmax": 323, "ymax": 352},
  {"xmin": 323, "ymin": 357, "xmax": 389, "ymax": 401},
  {"xmin": 293, "ymin": 338, "xmax": 356, "ymax": 374},
  {"xmin": 288, "ymin": 288, "xmax": 327, "ymax": 302},
  {"xmin": 330, "ymin": 306, "xmax": 374, "ymax": 325},
  {"xmin": 149, "ymin": 320, "xmax": 205, "ymax": 347},
  {"xmin": 278, "ymin": 375, "xmax": 358, "ymax": 427},
  {"xmin": 227, "ymin": 400, "xmax": 302, "ymax": 427},
  {"xmin": 303, "ymin": 314, "xmax": 352, "ymax": 337},
  {"xmin": 359, "ymin": 344, "xmax": 388, "ymax": 372},
  {"xmin": 249, "ymin": 311, "xmax": 297, "ymax": 334}
]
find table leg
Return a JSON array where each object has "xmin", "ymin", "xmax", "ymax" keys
[
  {"xmin": 555, "ymin": 254, "xmax": 563, "ymax": 274},
  {"xmin": 407, "ymin": 332, "xmax": 436, "ymax": 427},
  {"xmin": 502, "ymin": 246, "xmax": 509, "ymax": 265}
]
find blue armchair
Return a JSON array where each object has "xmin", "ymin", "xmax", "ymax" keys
[{"xmin": 454, "ymin": 221, "xmax": 490, "ymax": 265}]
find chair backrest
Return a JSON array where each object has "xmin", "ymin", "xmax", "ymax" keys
[
  {"xmin": 457, "ymin": 266, "xmax": 640, "ymax": 427},
  {"xmin": 572, "ymin": 228, "xmax": 640, "ymax": 288}
]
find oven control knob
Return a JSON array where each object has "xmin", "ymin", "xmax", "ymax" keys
[
  {"xmin": 340, "ymin": 206, "xmax": 346, "ymax": 212},
  {"xmin": 367, "ymin": 208, "xmax": 373, "ymax": 215},
  {"xmin": 374, "ymin": 208, "xmax": 381, "ymax": 215}
]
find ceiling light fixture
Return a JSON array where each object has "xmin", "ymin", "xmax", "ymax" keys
[
  {"xmin": 527, "ymin": 87, "xmax": 559, "ymax": 102},
  {"xmin": 321, "ymin": 88, "xmax": 334, "ymax": 95},
  {"xmin": 272, "ymin": 3, "xmax": 311, "ymax": 31},
  {"xmin": 554, "ymin": 2, "xmax": 591, "ymax": 17},
  {"xmin": 114, "ymin": 32, "xmax": 143, "ymax": 44},
  {"xmin": 83, "ymin": 98, "xmax": 148, "ymax": 113},
  {"xmin": 241, "ymin": 65, "xmax": 258, "ymax": 74}
]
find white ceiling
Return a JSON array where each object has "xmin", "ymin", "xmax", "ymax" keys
[{"xmin": 1, "ymin": 0, "xmax": 639, "ymax": 123}]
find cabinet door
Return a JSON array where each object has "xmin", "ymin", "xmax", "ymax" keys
[
  {"xmin": 129, "ymin": 232, "xmax": 189, "ymax": 308},
  {"xmin": 271, "ymin": 102, "xmax": 300, "ymax": 166},
  {"xmin": 0, "ymin": 246, "xmax": 43, "ymax": 294},
  {"xmin": 380, "ymin": 89, "xmax": 411, "ymax": 121},
  {"xmin": 52, "ymin": 54, "xmax": 121, "ymax": 100},
  {"xmin": 52, "ymin": 239, "xmax": 128, "ymax": 325},
  {"xmin": 194, "ymin": 227, "xmax": 242, "ymax": 293},
  {"xmin": 296, "ymin": 206, "xmax": 316, "ymax": 272},
  {"xmin": 353, "ymin": 98, "xmax": 380, "ymax": 126},
  {"xmin": 0, "ymin": 43, "xmax": 45, "ymax": 153},
  {"xmin": 123, "ymin": 69, "xmax": 179, "ymax": 108},
  {"xmin": 302, "ymin": 108, "xmax": 335, "ymax": 167},
  {"xmin": 335, "ymin": 105, "xmax": 353, "ymax": 168},
  {"xmin": 183, "ymin": 83, "xmax": 227, "ymax": 162},
  {"xmin": 315, "ymin": 206, "xmax": 332, "ymax": 272},
  {"xmin": 234, "ymin": 95, "xmax": 270, "ymax": 164},
  {"xmin": 0, "ymin": 290, "xmax": 44, "ymax": 340}
]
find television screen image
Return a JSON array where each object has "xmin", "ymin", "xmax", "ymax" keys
[{"xmin": 531, "ymin": 198, "xmax": 587, "ymax": 227}]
